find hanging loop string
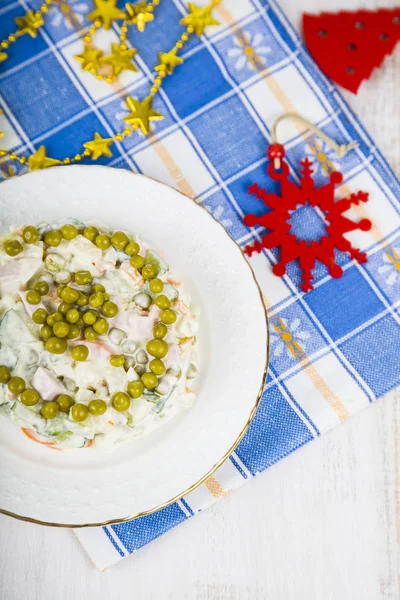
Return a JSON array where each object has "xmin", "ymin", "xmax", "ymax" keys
[{"xmin": 270, "ymin": 112, "xmax": 359, "ymax": 169}]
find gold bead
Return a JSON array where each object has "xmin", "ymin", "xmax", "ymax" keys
[
  {"xmin": 96, "ymin": 74, "xmax": 103, "ymax": 80},
  {"xmin": 150, "ymin": 85, "xmax": 158, "ymax": 94},
  {"xmin": 45, "ymin": 0, "xmax": 53, "ymax": 5},
  {"xmin": 120, "ymin": 43, "xmax": 128, "ymax": 51},
  {"xmin": 155, "ymin": 77, "xmax": 162, "ymax": 85},
  {"xmin": 8, "ymin": 34, "xmax": 16, "ymax": 43},
  {"xmin": 187, "ymin": 26, "xmax": 194, "ymax": 34},
  {"xmin": 181, "ymin": 33, "xmax": 189, "ymax": 41},
  {"xmin": 89, "ymin": 27, "xmax": 96, "ymax": 35},
  {"xmin": 84, "ymin": 35, "xmax": 92, "ymax": 43},
  {"xmin": 94, "ymin": 19, "xmax": 102, "ymax": 28},
  {"xmin": 74, "ymin": 154, "xmax": 82, "ymax": 161},
  {"xmin": 115, "ymin": 134, "xmax": 123, "ymax": 141},
  {"xmin": 89, "ymin": 68, "xmax": 97, "ymax": 75},
  {"xmin": 153, "ymin": 0, "xmax": 159, "ymax": 5},
  {"xmin": 120, "ymin": 34, "xmax": 126, "ymax": 42},
  {"xmin": 148, "ymin": 5, "xmax": 154, "ymax": 12},
  {"xmin": 0, "ymin": 150, "xmax": 8, "ymax": 157},
  {"xmin": 19, "ymin": 157, "xmax": 26, "ymax": 164},
  {"xmin": 63, "ymin": 158, "xmax": 71, "ymax": 165},
  {"xmin": 83, "ymin": 149, "xmax": 91, "ymax": 156},
  {"xmin": 123, "ymin": 128, "xmax": 132, "ymax": 136},
  {"xmin": 1, "ymin": 41, "xmax": 9, "ymax": 49},
  {"xmin": 176, "ymin": 41, "xmax": 183, "ymax": 49},
  {"xmin": 159, "ymin": 70, "xmax": 166, "ymax": 78},
  {"xmin": 9, "ymin": 153, "xmax": 17, "ymax": 160},
  {"xmin": 106, "ymin": 76, "xmax": 114, "ymax": 83},
  {"xmin": 41, "ymin": 5, "xmax": 49, "ymax": 13},
  {"xmin": 121, "ymin": 25, "xmax": 128, "ymax": 33}
]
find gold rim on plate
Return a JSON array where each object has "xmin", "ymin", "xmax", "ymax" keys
[{"xmin": 0, "ymin": 166, "xmax": 270, "ymax": 528}]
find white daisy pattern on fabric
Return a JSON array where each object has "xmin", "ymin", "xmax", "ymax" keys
[
  {"xmin": 205, "ymin": 205, "xmax": 232, "ymax": 228},
  {"xmin": 378, "ymin": 248, "xmax": 400, "ymax": 286},
  {"xmin": 49, "ymin": 0, "xmax": 90, "ymax": 30},
  {"xmin": 270, "ymin": 317, "xmax": 310, "ymax": 359},
  {"xmin": 227, "ymin": 32, "xmax": 272, "ymax": 71},
  {"xmin": 305, "ymin": 138, "xmax": 337, "ymax": 175}
]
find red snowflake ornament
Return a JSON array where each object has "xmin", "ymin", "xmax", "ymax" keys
[{"xmin": 243, "ymin": 145, "xmax": 372, "ymax": 292}]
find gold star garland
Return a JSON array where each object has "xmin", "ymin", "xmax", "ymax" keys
[{"xmin": 0, "ymin": 0, "xmax": 220, "ymax": 171}]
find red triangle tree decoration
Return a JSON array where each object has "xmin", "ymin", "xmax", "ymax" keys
[
  {"xmin": 303, "ymin": 8, "xmax": 400, "ymax": 93},
  {"xmin": 243, "ymin": 144, "xmax": 372, "ymax": 293}
]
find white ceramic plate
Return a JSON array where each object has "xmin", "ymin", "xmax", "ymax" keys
[{"xmin": 0, "ymin": 166, "xmax": 268, "ymax": 527}]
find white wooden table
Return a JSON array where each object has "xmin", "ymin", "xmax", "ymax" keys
[{"xmin": 1, "ymin": 1, "xmax": 400, "ymax": 598}]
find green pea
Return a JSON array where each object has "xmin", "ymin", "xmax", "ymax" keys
[
  {"xmin": 125, "ymin": 241, "xmax": 140, "ymax": 256},
  {"xmin": 40, "ymin": 324, "xmax": 53, "ymax": 340},
  {"xmin": 82, "ymin": 309, "xmax": 98, "ymax": 325},
  {"xmin": 53, "ymin": 321, "xmax": 70, "ymax": 338},
  {"xmin": 60, "ymin": 286, "xmax": 80, "ymax": 304},
  {"xmin": 93, "ymin": 318, "xmax": 109, "ymax": 335},
  {"xmin": 45, "ymin": 337, "xmax": 68, "ymax": 354},
  {"xmin": 146, "ymin": 339, "xmax": 168, "ymax": 359},
  {"xmin": 88, "ymin": 399, "xmax": 107, "ymax": 415},
  {"xmin": 111, "ymin": 231, "xmax": 129, "ymax": 250},
  {"xmin": 26, "ymin": 290, "xmax": 41, "ymax": 305},
  {"xmin": 141, "ymin": 372, "xmax": 158, "ymax": 389},
  {"xmin": 56, "ymin": 285, "xmax": 66, "ymax": 299},
  {"xmin": 77, "ymin": 292, "xmax": 89, "ymax": 307},
  {"xmin": 127, "ymin": 380, "xmax": 144, "ymax": 398},
  {"xmin": 44, "ymin": 230, "xmax": 62, "ymax": 247},
  {"xmin": 142, "ymin": 264, "xmax": 158, "ymax": 280},
  {"xmin": 149, "ymin": 278, "xmax": 164, "ymax": 293},
  {"xmin": 60, "ymin": 224, "xmax": 78, "ymax": 240},
  {"xmin": 153, "ymin": 323, "xmax": 168, "ymax": 339},
  {"xmin": 160, "ymin": 309, "xmax": 177, "ymax": 325},
  {"xmin": 71, "ymin": 403, "xmax": 89, "ymax": 422},
  {"xmin": 74, "ymin": 270, "xmax": 93, "ymax": 286},
  {"xmin": 76, "ymin": 316, "xmax": 84, "ymax": 327},
  {"xmin": 95, "ymin": 234, "xmax": 111, "ymax": 250},
  {"xmin": 83, "ymin": 226, "xmax": 99, "ymax": 242},
  {"xmin": 89, "ymin": 291, "xmax": 104, "ymax": 308},
  {"xmin": 47, "ymin": 312, "xmax": 63, "ymax": 326},
  {"xmin": 71, "ymin": 345, "xmax": 89, "ymax": 361},
  {"xmin": 32, "ymin": 308, "xmax": 47, "ymax": 325},
  {"xmin": 66, "ymin": 308, "xmax": 80, "ymax": 324},
  {"xmin": 149, "ymin": 358, "xmax": 166, "ymax": 376},
  {"xmin": 84, "ymin": 326, "xmax": 98, "ymax": 341},
  {"xmin": 110, "ymin": 354, "xmax": 125, "ymax": 367},
  {"xmin": 58, "ymin": 301, "xmax": 72, "ymax": 316},
  {"xmin": 8, "ymin": 376, "xmax": 26, "ymax": 394},
  {"xmin": 22, "ymin": 226, "xmax": 39, "ymax": 244},
  {"xmin": 41, "ymin": 401, "xmax": 59, "ymax": 420},
  {"xmin": 92, "ymin": 283, "xmax": 106, "ymax": 293},
  {"xmin": 155, "ymin": 295, "xmax": 170, "ymax": 310},
  {"xmin": 56, "ymin": 394, "xmax": 75, "ymax": 413},
  {"xmin": 5, "ymin": 240, "xmax": 23, "ymax": 257},
  {"xmin": 130, "ymin": 255, "xmax": 145, "ymax": 270},
  {"xmin": 112, "ymin": 392, "xmax": 130, "ymax": 412},
  {"xmin": 0, "ymin": 366, "xmax": 11, "ymax": 384},
  {"xmin": 101, "ymin": 301, "xmax": 118, "ymax": 318},
  {"xmin": 20, "ymin": 388, "xmax": 40, "ymax": 406},
  {"xmin": 67, "ymin": 324, "xmax": 80, "ymax": 339},
  {"xmin": 33, "ymin": 281, "xmax": 49, "ymax": 296}
]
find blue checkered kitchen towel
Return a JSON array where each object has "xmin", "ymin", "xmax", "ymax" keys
[{"xmin": 1, "ymin": 0, "xmax": 400, "ymax": 570}]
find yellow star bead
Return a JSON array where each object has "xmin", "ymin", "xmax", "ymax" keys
[
  {"xmin": 75, "ymin": 44, "xmax": 103, "ymax": 71},
  {"xmin": 180, "ymin": 2, "xmax": 219, "ymax": 36},
  {"xmin": 100, "ymin": 43, "xmax": 138, "ymax": 77},
  {"xmin": 0, "ymin": 52, "xmax": 8, "ymax": 63},
  {"xmin": 15, "ymin": 10, "xmax": 44, "ymax": 38},
  {"xmin": 87, "ymin": 0, "xmax": 126, "ymax": 30},
  {"xmin": 83, "ymin": 132, "xmax": 113, "ymax": 160},
  {"xmin": 124, "ymin": 95, "xmax": 163, "ymax": 135},
  {"xmin": 125, "ymin": 2, "xmax": 154, "ymax": 32},
  {"xmin": 155, "ymin": 48, "xmax": 183, "ymax": 75},
  {"xmin": 28, "ymin": 146, "xmax": 61, "ymax": 171}
]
